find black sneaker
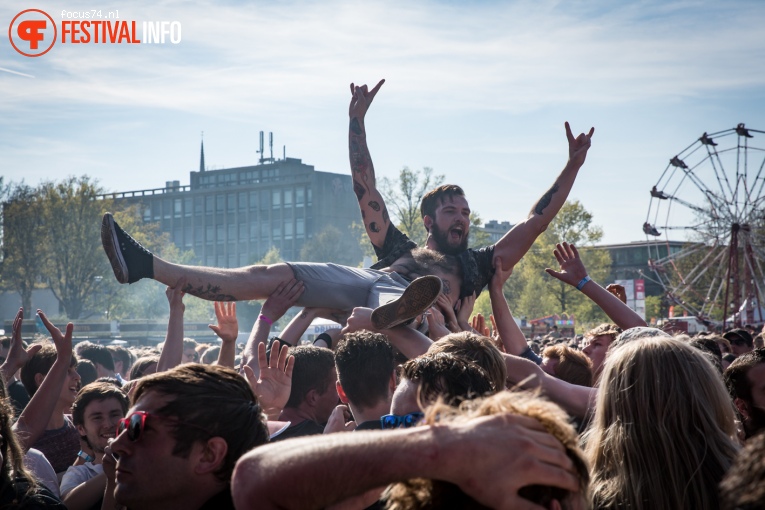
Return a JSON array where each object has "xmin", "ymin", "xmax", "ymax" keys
[
  {"xmin": 101, "ymin": 212, "xmax": 154, "ymax": 284},
  {"xmin": 371, "ymin": 275, "xmax": 443, "ymax": 330}
]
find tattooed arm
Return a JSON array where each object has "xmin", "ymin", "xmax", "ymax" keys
[
  {"xmin": 492, "ymin": 122, "xmax": 595, "ymax": 273},
  {"xmin": 349, "ymin": 79, "xmax": 390, "ymax": 249}
]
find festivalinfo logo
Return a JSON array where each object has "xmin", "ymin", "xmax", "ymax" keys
[{"xmin": 8, "ymin": 8, "xmax": 182, "ymax": 57}]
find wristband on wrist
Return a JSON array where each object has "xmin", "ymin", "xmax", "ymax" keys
[
  {"xmin": 77, "ymin": 450, "xmax": 95, "ymax": 463},
  {"xmin": 258, "ymin": 314, "xmax": 273, "ymax": 325},
  {"xmin": 576, "ymin": 275, "xmax": 592, "ymax": 291}
]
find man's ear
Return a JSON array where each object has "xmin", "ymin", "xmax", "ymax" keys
[
  {"xmin": 388, "ymin": 371, "xmax": 397, "ymax": 395},
  {"xmin": 194, "ymin": 437, "xmax": 228, "ymax": 476},
  {"xmin": 336, "ymin": 381, "xmax": 349, "ymax": 404},
  {"xmin": 734, "ymin": 397, "xmax": 751, "ymax": 421},
  {"xmin": 76, "ymin": 424, "xmax": 87, "ymax": 437},
  {"xmin": 34, "ymin": 372, "xmax": 45, "ymax": 389},
  {"xmin": 423, "ymin": 215, "xmax": 433, "ymax": 233}
]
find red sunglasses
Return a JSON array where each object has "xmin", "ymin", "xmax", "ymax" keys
[{"xmin": 116, "ymin": 411, "xmax": 213, "ymax": 442}]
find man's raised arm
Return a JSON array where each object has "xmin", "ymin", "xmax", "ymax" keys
[
  {"xmin": 349, "ymin": 79, "xmax": 389, "ymax": 249},
  {"xmin": 493, "ymin": 122, "xmax": 595, "ymax": 272}
]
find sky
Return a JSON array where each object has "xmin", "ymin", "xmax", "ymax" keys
[{"xmin": 1, "ymin": 0, "xmax": 764, "ymax": 245}]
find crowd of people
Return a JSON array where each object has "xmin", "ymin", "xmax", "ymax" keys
[{"xmin": 1, "ymin": 81, "xmax": 764, "ymax": 509}]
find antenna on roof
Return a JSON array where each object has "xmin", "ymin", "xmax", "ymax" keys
[{"xmin": 257, "ymin": 131, "xmax": 264, "ymax": 164}]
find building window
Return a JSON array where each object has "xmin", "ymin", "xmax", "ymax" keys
[
  {"xmin": 249, "ymin": 191, "xmax": 258, "ymax": 209},
  {"xmin": 272, "ymin": 190, "xmax": 281, "ymax": 208},
  {"xmin": 174, "ymin": 199, "xmax": 182, "ymax": 217},
  {"xmin": 296, "ymin": 187, "xmax": 304, "ymax": 206},
  {"xmin": 206, "ymin": 196, "xmax": 214, "ymax": 215},
  {"xmin": 216, "ymin": 195, "xmax": 225, "ymax": 213},
  {"xmin": 260, "ymin": 222, "xmax": 269, "ymax": 240},
  {"xmin": 184, "ymin": 227, "xmax": 192, "ymax": 247},
  {"xmin": 296, "ymin": 218, "xmax": 305, "ymax": 238},
  {"xmin": 284, "ymin": 189, "xmax": 293, "ymax": 206},
  {"xmin": 217, "ymin": 225, "xmax": 225, "ymax": 242},
  {"xmin": 143, "ymin": 206, "xmax": 151, "ymax": 222},
  {"xmin": 206, "ymin": 226, "xmax": 214, "ymax": 243},
  {"xmin": 194, "ymin": 196, "xmax": 203, "ymax": 215},
  {"xmin": 163, "ymin": 199, "xmax": 172, "ymax": 219},
  {"xmin": 284, "ymin": 222, "xmax": 293, "ymax": 240},
  {"xmin": 239, "ymin": 192, "xmax": 247, "ymax": 211},
  {"xmin": 195, "ymin": 226, "xmax": 204, "ymax": 243},
  {"xmin": 228, "ymin": 194, "xmax": 236, "ymax": 212},
  {"xmin": 228, "ymin": 224, "xmax": 236, "ymax": 241},
  {"xmin": 184, "ymin": 197, "xmax": 192, "ymax": 217},
  {"xmin": 307, "ymin": 187, "xmax": 312, "ymax": 205},
  {"xmin": 239, "ymin": 223, "xmax": 248, "ymax": 242},
  {"xmin": 272, "ymin": 224, "xmax": 282, "ymax": 240}
]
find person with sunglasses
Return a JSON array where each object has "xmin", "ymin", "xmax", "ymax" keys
[{"xmin": 103, "ymin": 364, "xmax": 268, "ymax": 510}]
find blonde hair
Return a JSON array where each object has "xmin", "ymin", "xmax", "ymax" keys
[
  {"xmin": 584, "ymin": 337, "xmax": 739, "ymax": 510},
  {"xmin": 385, "ymin": 391, "xmax": 590, "ymax": 509}
]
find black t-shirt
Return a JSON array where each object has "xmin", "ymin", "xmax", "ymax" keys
[
  {"xmin": 269, "ymin": 419, "xmax": 325, "ymax": 442},
  {"xmin": 370, "ymin": 223, "xmax": 495, "ymax": 299}
]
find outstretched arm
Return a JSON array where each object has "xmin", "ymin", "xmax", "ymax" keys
[
  {"xmin": 545, "ymin": 242, "xmax": 647, "ymax": 330},
  {"xmin": 489, "ymin": 258, "xmax": 532, "ymax": 357},
  {"xmin": 209, "ymin": 302, "xmax": 238, "ymax": 368},
  {"xmin": 503, "ymin": 353, "xmax": 595, "ymax": 419},
  {"xmin": 493, "ymin": 123, "xmax": 595, "ymax": 272},
  {"xmin": 157, "ymin": 280, "xmax": 186, "ymax": 373},
  {"xmin": 232, "ymin": 413, "xmax": 580, "ymax": 510},
  {"xmin": 342, "ymin": 307, "xmax": 432, "ymax": 360},
  {"xmin": 14, "ymin": 310, "xmax": 74, "ymax": 451},
  {"xmin": 348, "ymin": 79, "xmax": 389, "ymax": 248}
]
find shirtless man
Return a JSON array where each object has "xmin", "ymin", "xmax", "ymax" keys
[{"xmin": 101, "ymin": 82, "xmax": 593, "ymax": 328}]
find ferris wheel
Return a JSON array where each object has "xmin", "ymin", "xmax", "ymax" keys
[{"xmin": 644, "ymin": 123, "xmax": 765, "ymax": 327}]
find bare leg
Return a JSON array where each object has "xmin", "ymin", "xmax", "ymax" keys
[{"xmin": 153, "ymin": 258, "xmax": 295, "ymax": 302}]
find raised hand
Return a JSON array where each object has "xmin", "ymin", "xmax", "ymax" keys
[
  {"xmin": 426, "ymin": 306, "xmax": 451, "ymax": 341},
  {"xmin": 37, "ymin": 309, "xmax": 73, "ymax": 361},
  {"xmin": 341, "ymin": 307, "xmax": 374, "ymax": 335},
  {"xmin": 606, "ymin": 284, "xmax": 627, "ymax": 304},
  {"xmin": 323, "ymin": 404, "xmax": 357, "ymax": 434},
  {"xmin": 565, "ymin": 121, "xmax": 595, "ymax": 168},
  {"xmin": 491, "ymin": 257, "xmax": 513, "ymax": 292},
  {"xmin": 1, "ymin": 308, "xmax": 42, "ymax": 378},
  {"xmin": 456, "ymin": 292, "xmax": 476, "ymax": 328},
  {"xmin": 545, "ymin": 242, "xmax": 588, "ymax": 288},
  {"xmin": 261, "ymin": 279, "xmax": 304, "ymax": 324},
  {"xmin": 471, "ymin": 313, "xmax": 490, "ymax": 338},
  {"xmin": 348, "ymin": 79, "xmax": 385, "ymax": 119},
  {"xmin": 435, "ymin": 294, "xmax": 459, "ymax": 332},
  {"xmin": 166, "ymin": 277, "xmax": 187, "ymax": 311},
  {"xmin": 245, "ymin": 340, "xmax": 294, "ymax": 419},
  {"xmin": 209, "ymin": 302, "xmax": 238, "ymax": 343}
]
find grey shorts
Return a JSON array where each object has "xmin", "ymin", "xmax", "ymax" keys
[{"xmin": 286, "ymin": 262, "xmax": 409, "ymax": 311}]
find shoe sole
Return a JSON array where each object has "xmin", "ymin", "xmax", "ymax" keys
[
  {"xmin": 101, "ymin": 213, "xmax": 129, "ymax": 284},
  {"xmin": 372, "ymin": 275, "xmax": 443, "ymax": 330}
]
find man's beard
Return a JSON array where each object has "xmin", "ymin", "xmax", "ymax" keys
[
  {"xmin": 430, "ymin": 222, "xmax": 468, "ymax": 255},
  {"xmin": 744, "ymin": 404, "xmax": 765, "ymax": 439}
]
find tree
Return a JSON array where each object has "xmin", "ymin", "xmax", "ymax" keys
[
  {"xmin": 380, "ymin": 167, "xmax": 444, "ymax": 247},
  {"xmin": 39, "ymin": 176, "xmax": 115, "ymax": 319},
  {"xmin": 1, "ymin": 184, "xmax": 46, "ymax": 311},
  {"xmin": 300, "ymin": 225, "xmax": 363, "ymax": 267},
  {"xmin": 502, "ymin": 200, "xmax": 612, "ymax": 331}
]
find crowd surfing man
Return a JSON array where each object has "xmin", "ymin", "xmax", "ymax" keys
[{"xmin": 101, "ymin": 79, "xmax": 594, "ymax": 332}]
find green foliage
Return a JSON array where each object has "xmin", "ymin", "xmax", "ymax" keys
[
  {"xmin": 380, "ymin": 167, "xmax": 444, "ymax": 247},
  {"xmin": 503, "ymin": 200, "xmax": 612, "ymax": 332},
  {"xmin": 644, "ymin": 295, "xmax": 662, "ymax": 323},
  {"xmin": 300, "ymin": 225, "xmax": 363, "ymax": 267},
  {"xmin": 469, "ymin": 211, "xmax": 491, "ymax": 249},
  {"xmin": 1, "ymin": 184, "xmax": 46, "ymax": 311}
]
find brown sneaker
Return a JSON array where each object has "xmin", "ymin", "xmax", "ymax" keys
[
  {"xmin": 101, "ymin": 212, "xmax": 154, "ymax": 284},
  {"xmin": 371, "ymin": 275, "xmax": 443, "ymax": 330}
]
